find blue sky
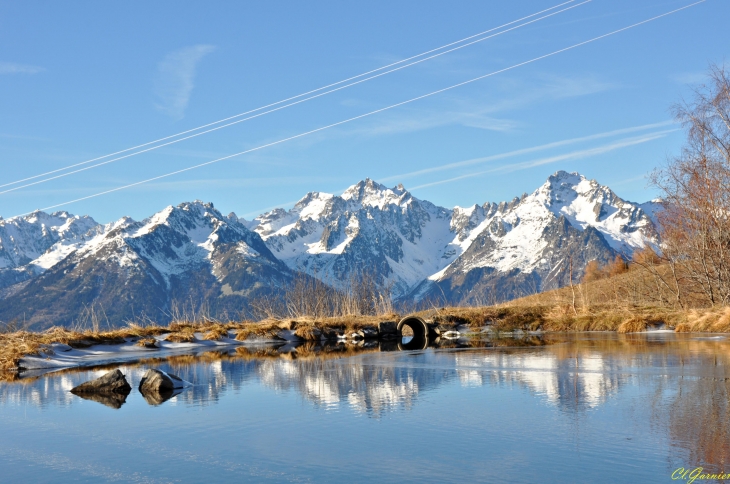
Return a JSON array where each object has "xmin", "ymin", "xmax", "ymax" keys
[{"xmin": 0, "ymin": 0, "xmax": 727, "ymax": 223}]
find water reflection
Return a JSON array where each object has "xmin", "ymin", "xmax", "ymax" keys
[
  {"xmin": 452, "ymin": 349, "xmax": 623, "ymax": 411},
  {"xmin": 71, "ymin": 391, "xmax": 128, "ymax": 409},
  {"xmin": 4, "ymin": 333, "xmax": 730, "ymax": 473},
  {"xmin": 0, "ymin": 335, "xmax": 722, "ymax": 414}
]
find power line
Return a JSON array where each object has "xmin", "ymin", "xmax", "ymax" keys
[
  {"xmin": 14, "ymin": 0, "xmax": 705, "ymax": 218},
  {"xmin": 0, "ymin": 1, "xmax": 584, "ymax": 192}
]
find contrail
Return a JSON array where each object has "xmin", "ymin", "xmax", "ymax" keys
[
  {"xmin": 409, "ymin": 129, "xmax": 679, "ymax": 190},
  {"xmin": 0, "ymin": 0, "xmax": 583, "ymax": 191},
  {"xmin": 379, "ymin": 120, "xmax": 676, "ymax": 183},
  {"xmin": 276, "ymin": 123, "xmax": 678, "ymax": 214},
  {"xmin": 11, "ymin": 0, "xmax": 705, "ymax": 218},
  {"xmin": 0, "ymin": 1, "xmax": 590, "ymax": 196}
]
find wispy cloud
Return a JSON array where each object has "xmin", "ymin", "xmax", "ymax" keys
[
  {"xmin": 0, "ymin": 62, "xmax": 44, "ymax": 75},
  {"xmin": 347, "ymin": 73, "xmax": 617, "ymax": 138},
  {"xmin": 409, "ymin": 130, "xmax": 675, "ymax": 191},
  {"xmin": 352, "ymin": 109, "xmax": 519, "ymax": 136},
  {"xmin": 671, "ymin": 71, "xmax": 707, "ymax": 85},
  {"xmin": 154, "ymin": 45, "xmax": 216, "ymax": 119}
]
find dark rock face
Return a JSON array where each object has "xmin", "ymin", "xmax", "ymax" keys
[{"xmin": 70, "ymin": 369, "xmax": 132, "ymax": 395}]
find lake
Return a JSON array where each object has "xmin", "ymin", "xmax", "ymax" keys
[{"xmin": 1, "ymin": 332, "xmax": 729, "ymax": 483}]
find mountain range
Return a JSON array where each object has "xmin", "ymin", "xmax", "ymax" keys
[{"xmin": 0, "ymin": 171, "xmax": 661, "ymax": 329}]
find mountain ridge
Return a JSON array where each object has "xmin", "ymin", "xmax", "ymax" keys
[{"xmin": 0, "ymin": 171, "xmax": 661, "ymax": 328}]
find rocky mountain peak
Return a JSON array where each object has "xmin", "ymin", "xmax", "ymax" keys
[
  {"xmin": 0, "ymin": 171, "xmax": 665, "ymax": 327},
  {"xmin": 341, "ymin": 178, "xmax": 411, "ymax": 209}
]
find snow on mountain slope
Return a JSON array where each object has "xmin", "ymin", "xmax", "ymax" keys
[
  {"xmin": 0, "ymin": 211, "xmax": 99, "ymax": 270},
  {"xmin": 248, "ymin": 179, "xmax": 455, "ymax": 297},
  {"xmin": 0, "ymin": 171, "xmax": 663, "ymax": 326},
  {"xmin": 415, "ymin": 171, "xmax": 660, "ymax": 304},
  {"xmin": 247, "ymin": 173, "xmax": 660, "ymax": 301},
  {"xmin": 0, "ymin": 202, "xmax": 292, "ymax": 328},
  {"xmin": 536, "ymin": 171, "xmax": 658, "ymax": 253},
  {"xmin": 445, "ymin": 171, "xmax": 657, "ymax": 275},
  {"xmin": 0, "ymin": 211, "xmax": 100, "ymax": 292},
  {"xmin": 63, "ymin": 201, "xmax": 286, "ymax": 286}
]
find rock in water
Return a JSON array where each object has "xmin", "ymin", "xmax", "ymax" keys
[
  {"xmin": 70, "ymin": 369, "xmax": 131, "ymax": 395},
  {"xmin": 139, "ymin": 369, "xmax": 188, "ymax": 406},
  {"xmin": 138, "ymin": 369, "xmax": 186, "ymax": 393}
]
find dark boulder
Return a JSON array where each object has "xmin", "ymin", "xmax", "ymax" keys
[
  {"xmin": 70, "ymin": 369, "xmax": 131, "ymax": 395},
  {"xmin": 138, "ymin": 369, "xmax": 186, "ymax": 394},
  {"xmin": 138, "ymin": 369, "xmax": 188, "ymax": 406},
  {"xmin": 321, "ymin": 328, "xmax": 344, "ymax": 341}
]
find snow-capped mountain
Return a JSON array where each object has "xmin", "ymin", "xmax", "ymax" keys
[
  {"xmin": 246, "ymin": 179, "xmax": 454, "ymax": 298},
  {"xmin": 249, "ymin": 172, "xmax": 659, "ymax": 304},
  {"xmin": 0, "ymin": 211, "xmax": 100, "ymax": 294},
  {"xmin": 0, "ymin": 171, "xmax": 661, "ymax": 328},
  {"xmin": 0, "ymin": 202, "xmax": 293, "ymax": 328},
  {"xmin": 412, "ymin": 171, "xmax": 660, "ymax": 303}
]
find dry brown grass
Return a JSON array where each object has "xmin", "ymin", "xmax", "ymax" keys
[
  {"xmin": 136, "ymin": 338, "xmax": 159, "ymax": 348},
  {"xmin": 234, "ymin": 320, "xmax": 282, "ymax": 341},
  {"xmin": 165, "ymin": 329, "xmax": 197, "ymax": 343},
  {"xmin": 7, "ymin": 289, "xmax": 730, "ymax": 377},
  {"xmin": 0, "ymin": 319, "xmax": 257, "ymax": 372},
  {"xmin": 617, "ymin": 318, "xmax": 648, "ymax": 334},
  {"xmin": 293, "ymin": 324, "xmax": 322, "ymax": 341},
  {"xmin": 0, "ymin": 324, "xmax": 173, "ymax": 373},
  {"xmin": 202, "ymin": 325, "xmax": 229, "ymax": 341}
]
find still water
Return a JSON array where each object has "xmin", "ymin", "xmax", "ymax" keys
[{"xmin": 1, "ymin": 333, "xmax": 729, "ymax": 483}]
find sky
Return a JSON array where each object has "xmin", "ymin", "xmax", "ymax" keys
[{"xmin": 0, "ymin": 0, "xmax": 728, "ymax": 223}]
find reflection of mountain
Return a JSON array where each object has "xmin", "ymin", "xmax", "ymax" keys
[
  {"xmin": 14, "ymin": 335, "xmax": 730, "ymax": 419},
  {"xmin": 0, "ymin": 341, "xmax": 630, "ymax": 416},
  {"xmin": 255, "ymin": 357, "xmax": 446, "ymax": 416},
  {"xmin": 454, "ymin": 351, "xmax": 622, "ymax": 411},
  {"xmin": 0, "ymin": 372, "xmax": 79, "ymax": 408}
]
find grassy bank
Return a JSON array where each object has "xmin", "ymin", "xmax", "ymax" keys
[
  {"xmin": 0, "ymin": 315, "xmax": 400, "ymax": 374},
  {"xmin": 4, "ymin": 292, "xmax": 730, "ymax": 376}
]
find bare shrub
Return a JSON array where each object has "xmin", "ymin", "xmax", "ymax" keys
[
  {"xmin": 652, "ymin": 63, "xmax": 730, "ymax": 306},
  {"xmin": 282, "ymin": 271, "xmax": 393, "ymax": 319}
]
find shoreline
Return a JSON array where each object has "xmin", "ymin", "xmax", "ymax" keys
[
  {"xmin": 7, "ymin": 328, "xmax": 711, "ymax": 383},
  {"xmin": 3, "ymin": 303, "xmax": 728, "ymax": 377}
]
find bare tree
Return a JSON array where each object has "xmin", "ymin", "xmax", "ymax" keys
[{"xmin": 652, "ymin": 64, "xmax": 730, "ymax": 306}]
